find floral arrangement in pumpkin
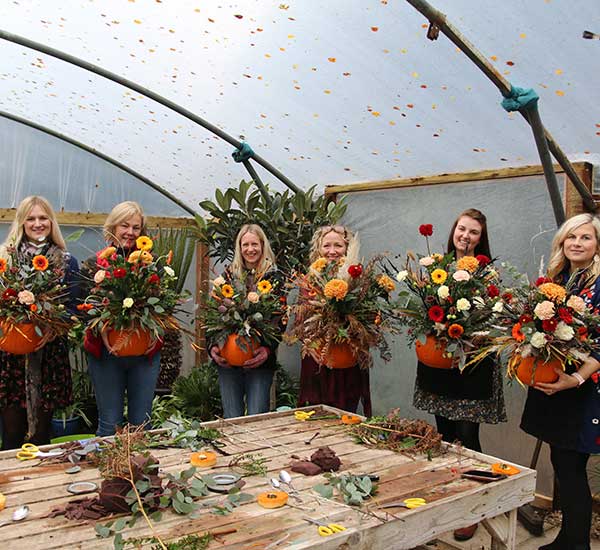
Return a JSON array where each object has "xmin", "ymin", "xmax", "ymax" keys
[
  {"xmin": 0, "ymin": 244, "xmax": 73, "ymax": 340},
  {"xmin": 201, "ymin": 269, "xmax": 284, "ymax": 352},
  {"xmin": 474, "ymin": 272, "xmax": 600, "ymax": 381},
  {"xmin": 80, "ymin": 236, "xmax": 188, "ymax": 340},
  {"xmin": 394, "ymin": 224, "xmax": 503, "ymax": 370},
  {"xmin": 285, "ymin": 256, "xmax": 398, "ymax": 368}
]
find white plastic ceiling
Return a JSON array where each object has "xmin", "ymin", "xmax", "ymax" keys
[{"xmin": 0, "ymin": 0, "xmax": 599, "ymax": 214}]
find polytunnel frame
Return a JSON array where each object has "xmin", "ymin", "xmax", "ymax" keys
[{"xmin": 0, "ymin": 28, "xmax": 303, "ymax": 218}]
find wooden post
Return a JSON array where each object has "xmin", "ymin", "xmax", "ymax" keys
[{"xmin": 195, "ymin": 241, "xmax": 210, "ymax": 367}]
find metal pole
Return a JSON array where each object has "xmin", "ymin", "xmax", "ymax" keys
[
  {"xmin": 0, "ymin": 29, "xmax": 303, "ymax": 196},
  {"xmin": 242, "ymin": 160, "xmax": 273, "ymax": 206}
]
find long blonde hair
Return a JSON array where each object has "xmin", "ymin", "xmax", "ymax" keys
[
  {"xmin": 230, "ymin": 224, "xmax": 276, "ymax": 279},
  {"xmin": 103, "ymin": 201, "xmax": 146, "ymax": 244},
  {"xmin": 309, "ymin": 225, "xmax": 360, "ymax": 279},
  {"xmin": 1, "ymin": 196, "xmax": 66, "ymax": 257},
  {"xmin": 547, "ymin": 213, "xmax": 600, "ymax": 283}
]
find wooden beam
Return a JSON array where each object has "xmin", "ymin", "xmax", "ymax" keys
[
  {"xmin": 195, "ymin": 241, "xmax": 210, "ymax": 367},
  {"xmin": 0, "ymin": 209, "xmax": 197, "ymax": 229},
  {"xmin": 325, "ymin": 163, "xmax": 575, "ymax": 196},
  {"xmin": 565, "ymin": 163, "xmax": 595, "ymax": 217}
]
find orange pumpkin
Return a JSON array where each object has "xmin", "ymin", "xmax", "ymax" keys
[
  {"xmin": 257, "ymin": 490, "xmax": 288, "ymax": 509},
  {"xmin": 220, "ymin": 334, "xmax": 259, "ymax": 366},
  {"xmin": 491, "ymin": 462, "xmax": 520, "ymax": 476},
  {"xmin": 107, "ymin": 328, "xmax": 152, "ymax": 357},
  {"xmin": 341, "ymin": 414, "xmax": 361, "ymax": 425},
  {"xmin": 319, "ymin": 342, "xmax": 357, "ymax": 369},
  {"xmin": 415, "ymin": 335, "xmax": 454, "ymax": 369},
  {"xmin": 0, "ymin": 321, "xmax": 42, "ymax": 355},
  {"xmin": 190, "ymin": 451, "xmax": 217, "ymax": 468},
  {"xmin": 514, "ymin": 355, "xmax": 561, "ymax": 386}
]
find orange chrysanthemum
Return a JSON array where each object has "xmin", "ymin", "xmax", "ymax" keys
[
  {"xmin": 0, "ymin": 258, "xmax": 6, "ymax": 273},
  {"xmin": 324, "ymin": 278, "xmax": 349, "ymax": 300},
  {"xmin": 511, "ymin": 322, "xmax": 525, "ymax": 342},
  {"xmin": 538, "ymin": 282, "xmax": 567, "ymax": 303},
  {"xmin": 32, "ymin": 255, "xmax": 49, "ymax": 271},
  {"xmin": 221, "ymin": 284, "xmax": 234, "ymax": 298},
  {"xmin": 377, "ymin": 274, "xmax": 396, "ymax": 293},
  {"xmin": 447, "ymin": 323, "xmax": 464, "ymax": 339},
  {"xmin": 456, "ymin": 255, "xmax": 479, "ymax": 272},
  {"xmin": 310, "ymin": 258, "xmax": 328, "ymax": 272}
]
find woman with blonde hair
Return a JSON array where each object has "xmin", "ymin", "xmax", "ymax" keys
[
  {"xmin": 521, "ymin": 213, "xmax": 600, "ymax": 550},
  {"xmin": 297, "ymin": 224, "xmax": 372, "ymax": 415},
  {"xmin": 209, "ymin": 224, "xmax": 281, "ymax": 418},
  {"xmin": 0, "ymin": 196, "xmax": 79, "ymax": 449},
  {"xmin": 82, "ymin": 201, "xmax": 162, "ymax": 436}
]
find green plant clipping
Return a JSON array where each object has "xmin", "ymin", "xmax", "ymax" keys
[{"xmin": 314, "ymin": 472, "xmax": 377, "ymax": 506}]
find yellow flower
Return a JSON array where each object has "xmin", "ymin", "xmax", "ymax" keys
[
  {"xmin": 456, "ymin": 255, "xmax": 479, "ymax": 272},
  {"xmin": 140, "ymin": 250, "xmax": 153, "ymax": 264},
  {"xmin": 221, "ymin": 284, "xmax": 234, "ymax": 298},
  {"xmin": 257, "ymin": 280, "xmax": 272, "ymax": 294},
  {"xmin": 127, "ymin": 250, "xmax": 142, "ymax": 263},
  {"xmin": 99, "ymin": 246, "xmax": 117, "ymax": 260},
  {"xmin": 431, "ymin": 253, "xmax": 444, "ymax": 262},
  {"xmin": 136, "ymin": 236, "xmax": 153, "ymax": 251},
  {"xmin": 377, "ymin": 274, "xmax": 396, "ymax": 293},
  {"xmin": 538, "ymin": 282, "xmax": 567, "ymax": 303},
  {"xmin": 431, "ymin": 268, "xmax": 448, "ymax": 284},
  {"xmin": 310, "ymin": 258, "xmax": 328, "ymax": 272},
  {"xmin": 324, "ymin": 278, "xmax": 348, "ymax": 300}
]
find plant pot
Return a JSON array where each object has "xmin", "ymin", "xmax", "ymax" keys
[
  {"xmin": 415, "ymin": 335, "xmax": 454, "ymax": 369},
  {"xmin": 220, "ymin": 334, "xmax": 259, "ymax": 366},
  {"xmin": 107, "ymin": 328, "xmax": 152, "ymax": 357},
  {"xmin": 319, "ymin": 342, "xmax": 357, "ymax": 369},
  {"xmin": 0, "ymin": 321, "xmax": 42, "ymax": 355},
  {"xmin": 51, "ymin": 416, "xmax": 82, "ymax": 439},
  {"xmin": 514, "ymin": 355, "xmax": 561, "ymax": 386}
]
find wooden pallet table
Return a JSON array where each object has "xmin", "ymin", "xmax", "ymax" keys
[{"xmin": 0, "ymin": 406, "xmax": 535, "ymax": 549}]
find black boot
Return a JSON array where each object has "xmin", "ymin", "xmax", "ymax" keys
[{"xmin": 538, "ymin": 529, "xmax": 564, "ymax": 550}]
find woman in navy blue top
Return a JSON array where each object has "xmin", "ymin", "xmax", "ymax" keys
[{"xmin": 521, "ymin": 213, "xmax": 600, "ymax": 550}]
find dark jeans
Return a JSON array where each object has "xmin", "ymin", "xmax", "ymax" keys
[
  {"xmin": 435, "ymin": 415, "xmax": 482, "ymax": 452},
  {"xmin": 550, "ymin": 445, "xmax": 591, "ymax": 549},
  {"xmin": 88, "ymin": 350, "xmax": 160, "ymax": 436},
  {"xmin": 217, "ymin": 366, "xmax": 274, "ymax": 418}
]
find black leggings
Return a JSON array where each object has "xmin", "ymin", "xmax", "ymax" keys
[
  {"xmin": 434, "ymin": 415, "xmax": 482, "ymax": 452},
  {"xmin": 1, "ymin": 406, "xmax": 53, "ymax": 450},
  {"xmin": 550, "ymin": 445, "xmax": 591, "ymax": 548}
]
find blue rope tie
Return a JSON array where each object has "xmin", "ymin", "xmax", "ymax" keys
[
  {"xmin": 232, "ymin": 142, "xmax": 254, "ymax": 162},
  {"xmin": 501, "ymin": 84, "xmax": 539, "ymax": 112}
]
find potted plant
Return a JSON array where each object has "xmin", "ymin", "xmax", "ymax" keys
[{"xmin": 51, "ymin": 399, "xmax": 93, "ymax": 438}]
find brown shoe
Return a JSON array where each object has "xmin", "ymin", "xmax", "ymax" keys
[{"xmin": 453, "ymin": 523, "xmax": 478, "ymax": 541}]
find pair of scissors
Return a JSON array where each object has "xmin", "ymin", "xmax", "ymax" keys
[
  {"xmin": 380, "ymin": 497, "xmax": 427, "ymax": 509},
  {"xmin": 16, "ymin": 443, "xmax": 63, "ymax": 461},
  {"xmin": 303, "ymin": 517, "xmax": 346, "ymax": 537}
]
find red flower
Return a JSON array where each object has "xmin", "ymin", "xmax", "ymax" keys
[
  {"xmin": 542, "ymin": 318, "xmax": 558, "ymax": 332},
  {"xmin": 519, "ymin": 314, "xmax": 533, "ymax": 324},
  {"xmin": 428, "ymin": 305, "xmax": 445, "ymax": 322},
  {"xmin": 577, "ymin": 326, "xmax": 588, "ymax": 341},
  {"xmin": 448, "ymin": 323, "xmax": 464, "ymax": 338},
  {"xmin": 419, "ymin": 224, "xmax": 433, "ymax": 237},
  {"xmin": 535, "ymin": 276, "xmax": 552, "ymax": 287},
  {"xmin": 512, "ymin": 323, "xmax": 525, "ymax": 342},
  {"xmin": 148, "ymin": 273, "xmax": 161, "ymax": 284},
  {"xmin": 557, "ymin": 307, "xmax": 573, "ymax": 324},
  {"xmin": 2, "ymin": 288, "xmax": 17, "ymax": 300},
  {"xmin": 487, "ymin": 284, "xmax": 500, "ymax": 298},
  {"xmin": 113, "ymin": 268, "xmax": 127, "ymax": 278},
  {"xmin": 502, "ymin": 292, "xmax": 513, "ymax": 302},
  {"xmin": 476, "ymin": 255, "xmax": 491, "ymax": 266},
  {"xmin": 347, "ymin": 264, "xmax": 363, "ymax": 278}
]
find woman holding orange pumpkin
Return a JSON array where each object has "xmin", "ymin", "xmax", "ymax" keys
[
  {"xmin": 82, "ymin": 201, "xmax": 162, "ymax": 436},
  {"xmin": 297, "ymin": 225, "xmax": 372, "ymax": 416},
  {"xmin": 412, "ymin": 209, "xmax": 506, "ymax": 542},
  {"xmin": 0, "ymin": 196, "xmax": 79, "ymax": 449},
  {"xmin": 520, "ymin": 213, "xmax": 600, "ymax": 550},
  {"xmin": 209, "ymin": 224, "xmax": 282, "ymax": 418}
]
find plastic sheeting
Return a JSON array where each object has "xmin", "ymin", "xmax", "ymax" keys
[{"xmin": 0, "ymin": 0, "xmax": 598, "ymax": 213}]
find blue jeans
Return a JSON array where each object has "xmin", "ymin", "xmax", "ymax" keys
[
  {"xmin": 217, "ymin": 366, "xmax": 274, "ymax": 418},
  {"xmin": 88, "ymin": 349, "xmax": 160, "ymax": 436}
]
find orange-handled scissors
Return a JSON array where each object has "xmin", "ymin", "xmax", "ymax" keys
[{"xmin": 16, "ymin": 443, "xmax": 63, "ymax": 461}]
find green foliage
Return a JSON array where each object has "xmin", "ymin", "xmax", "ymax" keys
[
  {"xmin": 152, "ymin": 227, "xmax": 197, "ymax": 294},
  {"xmin": 171, "ymin": 364, "xmax": 223, "ymax": 421},
  {"xmin": 196, "ymin": 180, "xmax": 346, "ymax": 273},
  {"xmin": 314, "ymin": 472, "xmax": 378, "ymax": 506},
  {"xmin": 119, "ymin": 533, "xmax": 213, "ymax": 550},
  {"xmin": 149, "ymin": 413, "xmax": 222, "ymax": 451},
  {"xmin": 210, "ymin": 486, "xmax": 254, "ymax": 515},
  {"xmin": 275, "ymin": 365, "xmax": 299, "ymax": 408},
  {"xmin": 228, "ymin": 452, "xmax": 269, "ymax": 477}
]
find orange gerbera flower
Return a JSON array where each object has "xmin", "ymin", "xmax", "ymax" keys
[
  {"xmin": 538, "ymin": 282, "xmax": 567, "ymax": 303},
  {"xmin": 221, "ymin": 284, "xmax": 234, "ymax": 298},
  {"xmin": 324, "ymin": 278, "xmax": 349, "ymax": 300},
  {"xmin": 377, "ymin": 274, "xmax": 396, "ymax": 292},
  {"xmin": 257, "ymin": 280, "xmax": 273, "ymax": 294},
  {"xmin": 29, "ymin": 304, "xmax": 38, "ymax": 312},
  {"xmin": 0, "ymin": 258, "xmax": 6, "ymax": 273},
  {"xmin": 456, "ymin": 255, "xmax": 479, "ymax": 272},
  {"xmin": 32, "ymin": 255, "xmax": 49, "ymax": 271},
  {"xmin": 447, "ymin": 323, "xmax": 464, "ymax": 338},
  {"xmin": 511, "ymin": 322, "xmax": 525, "ymax": 342}
]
